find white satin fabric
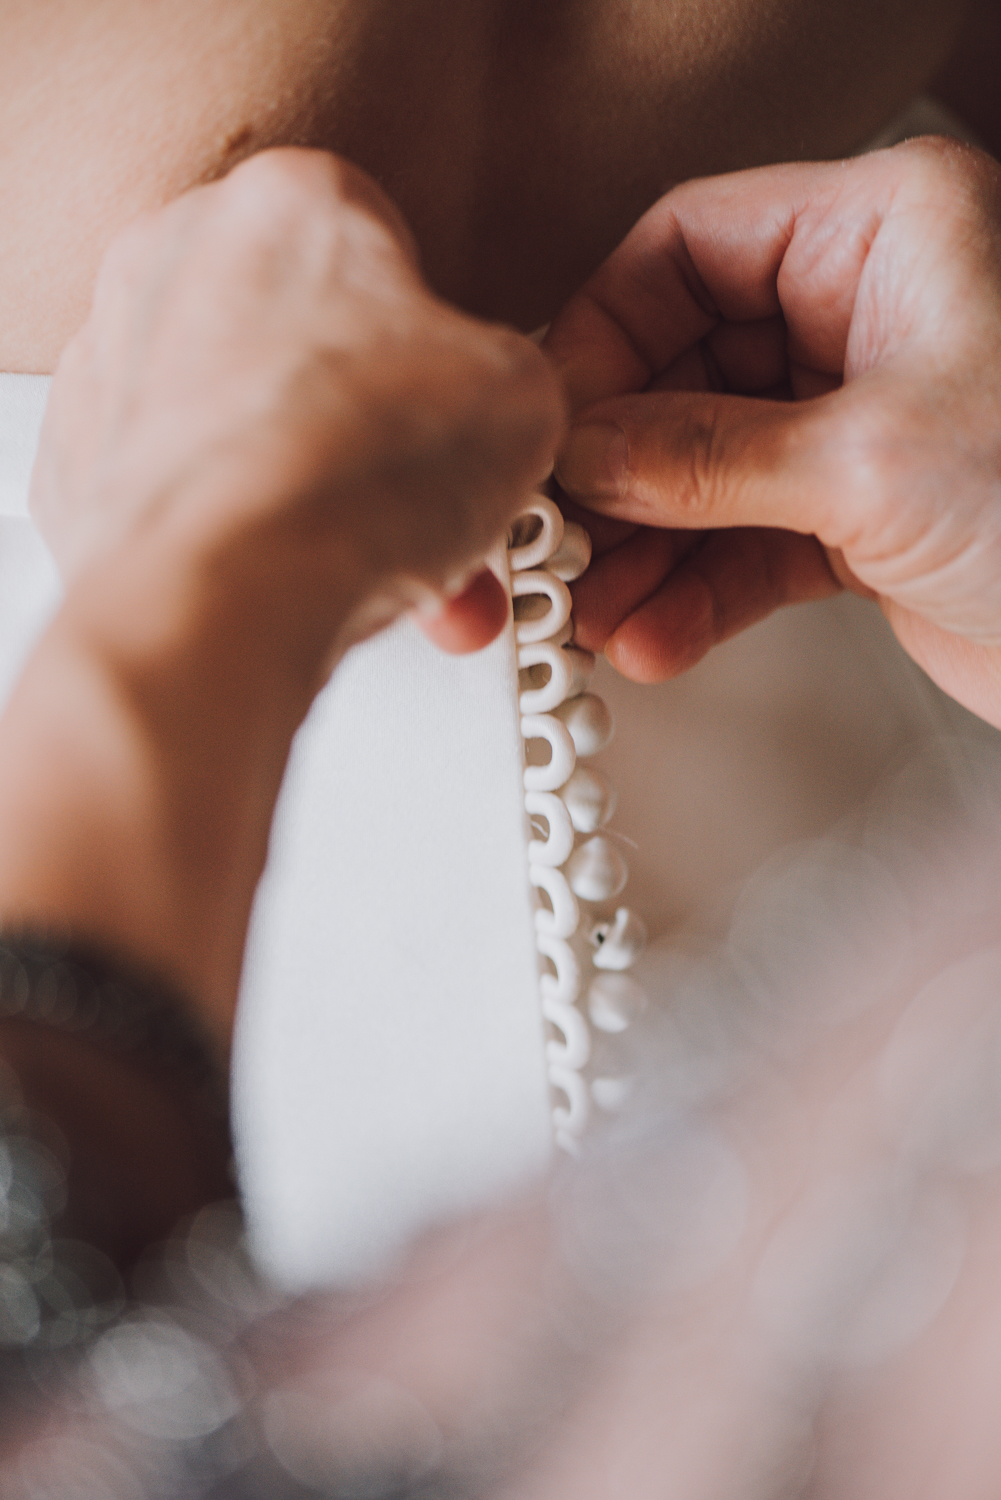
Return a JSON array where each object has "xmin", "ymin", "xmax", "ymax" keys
[{"xmin": 235, "ymin": 611, "xmax": 553, "ymax": 1287}]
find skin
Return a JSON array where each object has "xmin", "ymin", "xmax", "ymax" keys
[
  {"xmin": 0, "ymin": 0, "xmax": 963, "ymax": 371},
  {"xmin": 0, "ymin": 150, "xmax": 563, "ymax": 1054},
  {"xmin": 1, "ymin": 45, "xmax": 1001, "ymax": 1495},
  {"xmin": 547, "ymin": 139, "xmax": 1001, "ymax": 730},
  {"xmin": 0, "ymin": 2, "xmax": 998, "ymax": 1480}
]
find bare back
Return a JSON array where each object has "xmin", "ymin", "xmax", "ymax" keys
[{"xmin": 0, "ymin": 0, "xmax": 962, "ymax": 370}]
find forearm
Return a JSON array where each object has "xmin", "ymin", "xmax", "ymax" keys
[{"xmin": 0, "ymin": 553, "xmax": 330, "ymax": 1055}]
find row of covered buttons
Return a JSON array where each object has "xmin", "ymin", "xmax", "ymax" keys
[{"xmin": 509, "ymin": 494, "xmax": 648, "ymax": 1154}]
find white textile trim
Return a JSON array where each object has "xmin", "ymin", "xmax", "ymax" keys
[{"xmin": 509, "ymin": 494, "xmax": 648, "ymax": 1151}]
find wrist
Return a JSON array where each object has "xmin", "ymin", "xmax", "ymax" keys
[
  {"xmin": 0, "ymin": 935, "xmax": 232, "ymax": 1273},
  {"xmin": 0, "ymin": 529, "xmax": 340, "ymax": 1047}
]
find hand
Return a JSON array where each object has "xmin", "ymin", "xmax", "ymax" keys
[
  {"xmin": 32, "ymin": 148, "xmax": 563, "ymax": 677},
  {"xmin": 545, "ymin": 138, "xmax": 1001, "ymax": 728},
  {"xmin": 4, "ymin": 150, "xmax": 562, "ymax": 1035}
]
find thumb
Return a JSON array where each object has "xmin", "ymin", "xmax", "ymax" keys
[{"xmin": 555, "ymin": 388, "xmax": 844, "ymax": 541}]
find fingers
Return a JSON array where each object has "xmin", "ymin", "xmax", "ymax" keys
[
  {"xmin": 555, "ymin": 495, "xmax": 638, "ymax": 559},
  {"xmin": 568, "ymin": 527, "xmax": 700, "ymax": 654},
  {"xmin": 414, "ymin": 568, "xmax": 511, "ymax": 655},
  {"xmin": 556, "ymin": 387, "xmax": 844, "ymax": 540},
  {"xmin": 544, "ymin": 143, "xmax": 989, "ymax": 419},
  {"xmin": 542, "ymin": 157, "xmax": 871, "ymax": 414},
  {"xmin": 417, "ymin": 401, "xmax": 837, "ymax": 678},
  {"xmin": 600, "ymin": 529, "xmax": 841, "ymax": 683},
  {"xmin": 543, "ymin": 139, "xmax": 1001, "ymax": 706}
]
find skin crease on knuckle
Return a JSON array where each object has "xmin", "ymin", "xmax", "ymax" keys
[{"xmin": 605, "ymin": 402, "xmax": 724, "ymax": 530}]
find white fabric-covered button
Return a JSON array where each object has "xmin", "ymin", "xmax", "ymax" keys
[
  {"xmin": 536, "ymin": 933, "xmax": 582, "ymax": 1005},
  {"xmin": 508, "ymin": 495, "xmax": 565, "ymax": 572},
  {"xmin": 518, "ymin": 640, "xmax": 575, "ymax": 714},
  {"xmin": 589, "ymin": 907, "xmax": 648, "ymax": 971},
  {"xmin": 546, "ymin": 521, "xmax": 592, "ymax": 582},
  {"xmin": 543, "ymin": 996, "xmax": 591, "ymax": 1071},
  {"xmin": 588, "ymin": 973, "xmax": 648, "ymax": 1033},
  {"xmin": 518, "ymin": 643, "xmax": 595, "ymax": 713},
  {"xmin": 522, "ymin": 713, "xmax": 576, "ymax": 792},
  {"xmin": 566, "ymin": 835, "xmax": 629, "ymax": 903},
  {"xmin": 512, "ymin": 570, "xmax": 573, "ymax": 645},
  {"xmin": 550, "ymin": 1065, "xmax": 591, "ymax": 1136},
  {"xmin": 564, "ymin": 646, "xmax": 596, "ymax": 698},
  {"xmin": 553, "ymin": 692, "xmax": 614, "ymax": 755},
  {"xmin": 530, "ymin": 863, "xmax": 580, "ymax": 939},
  {"xmin": 592, "ymin": 1076, "xmax": 635, "ymax": 1112},
  {"xmin": 525, "ymin": 790, "xmax": 576, "ymax": 867},
  {"xmin": 509, "ymin": 478, "xmax": 645, "ymax": 1159},
  {"xmin": 561, "ymin": 766, "xmax": 617, "ymax": 833}
]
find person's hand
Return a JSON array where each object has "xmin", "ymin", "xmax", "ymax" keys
[
  {"xmin": 545, "ymin": 138, "xmax": 1001, "ymax": 728},
  {"xmin": 32, "ymin": 148, "xmax": 563, "ymax": 677},
  {"xmin": 5, "ymin": 149, "xmax": 562, "ymax": 1036},
  {"xmin": 0, "ymin": 150, "xmax": 561, "ymax": 1275}
]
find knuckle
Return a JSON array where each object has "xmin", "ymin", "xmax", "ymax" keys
[
  {"xmin": 405, "ymin": 323, "xmax": 564, "ymax": 543},
  {"xmin": 331, "ymin": 159, "xmax": 420, "ymax": 263},
  {"xmin": 223, "ymin": 147, "xmax": 329, "ymax": 227},
  {"xmin": 91, "ymin": 214, "xmax": 163, "ymax": 313},
  {"xmin": 819, "ymin": 399, "xmax": 896, "ymax": 545},
  {"xmin": 497, "ymin": 326, "xmax": 565, "ymax": 412},
  {"xmin": 224, "ymin": 148, "xmax": 417, "ymax": 268},
  {"xmin": 100, "ymin": 212, "xmax": 157, "ymax": 278},
  {"xmin": 673, "ymin": 401, "xmax": 727, "ymax": 520},
  {"xmin": 897, "ymin": 134, "xmax": 1001, "ymax": 216},
  {"xmin": 446, "ymin": 318, "xmax": 561, "ymax": 426},
  {"xmin": 898, "ymin": 133, "xmax": 965, "ymax": 175}
]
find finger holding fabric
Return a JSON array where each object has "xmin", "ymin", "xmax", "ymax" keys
[{"xmin": 546, "ymin": 139, "xmax": 1001, "ymax": 727}]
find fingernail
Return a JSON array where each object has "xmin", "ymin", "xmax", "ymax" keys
[{"xmin": 557, "ymin": 422, "xmax": 628, "ymax": 501}]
